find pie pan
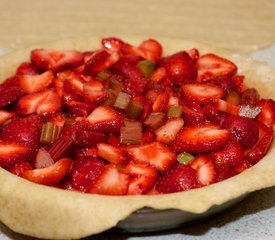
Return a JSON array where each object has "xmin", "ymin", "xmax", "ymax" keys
[{"xmin": 0, "ymin": 36, "xmax": 274, "ymax": 239}]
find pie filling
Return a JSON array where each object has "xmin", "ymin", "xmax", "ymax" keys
[{"xmin": 0, "ymin": 37, "xmax": 274, "ymax": 195}]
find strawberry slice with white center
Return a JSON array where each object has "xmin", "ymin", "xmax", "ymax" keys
[
  {"xmin": 138, "ymin": 39, "xmax": 162, "ymax": 62},
  {"xmin": 196, "ymin": 53, "xmax": 237, "ymax": 82},
  {"xmin": 18, "ymin": 70, "xmax": 54, "ymax": 94},
  {"xmin": 63, "ymin": 77, "xmax": 85, "ymax": 99},
  {"xmin": 214, "ymin": 98, "xmax": 240, "ymax": 115},
  {"xmin": 87, "ymin": 106, "xmax": 124, "ymax": 133},
  {"xmin": 31, "ymin": 49, "xmax": 84, "ymax": 72},
  {"xmin": 120, "ymin": 162, "xmax": 158, "ymax": 195},
  {"xmin": 22, "ymin": 158, "xmax": 72, "ymax": 186},
  {"xmin": 181, "ymin": 83, "xmax": 224, "ymax": 104},
  {"xmin": 155, "ymin": 163, "xmax": 199, "ymax": 193},
  {"xmin": 0, "ymin": 110, "xmax": 14, "ymax": 125},
  {"xmin": 190, "ymin": 155, "xmax": 218, "ymax": 186},
  {"xmin": 83, "ymin": 79, "xmax": 108, "ymax": 103},
  {"xmin": 256, "ymin": 99, "xmax": 275, "ymax": 128},
  {"xmin": 155, "ymin": 118, "xmax": 184, "ymax": 144},
  {"xmin": 88, "ymin": 164, "xmax": 130, "ymax": 195},
  {"xmin": 172, "ymin": 124, "xmax": 230, "ymax": 153},
  {"xmin": 16, "ymin": 90, "xmax": 61, "ymax": 116},
  {"xmin": 0, "ymin": 142, "xmax": 29, "ymax": 169},
  {"xmin": 97, "ymin": 143, "xmax": 128, "ymax": 165},
  {"xmin": 126, "ymin": 142, "xmax": 177, "ymax": 172}
]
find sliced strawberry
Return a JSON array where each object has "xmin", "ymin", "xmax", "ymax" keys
[
  {"xmin": 211, "ymin": 139, "xmax": 244, "ymax": 169},
  {"xmin": 172, "ymin": 124, "xmax": 230, "ymax": 153},
  {"xmin": 158, "ymin": 51, "xmax": 197, "ymax": 85},
  {"xmin": 88, "ymin": 164, "xmax": 130, "ymax": 195},
  {"xmin": 152, "ymin": 92, "xmax": 169, "ymax": 112},
  {"xmin": 222, "ymin": 115, "xmax": 259, "ymax": 149},
  {"xmin": 0, "ymin": 110, "xmax": 15, "ymax": 125},
  {"xmin": 34, "ymin": 148, "xmax": 54, "ymax": 169},
  {"xmin": 0, "ymin": 115, "xmax": 43, "ymax": 150},
  {"xmin": 63, "ymin": 77, "xmax": 85, "ymax": 99},
  {"xmin": 126, "ymin": 142, "xmax": 176, "ymax": 172},
  {"xmin": 245, "ymin": 122, "xmax": 274, "ymax": 164},
  {"xmin": 10, "ymin": 161, "xmax": 32, "ymax": 176},
  {"xmin": 84, "ymin": 50, "xmax": 119, "ymax": 76},
  {"xmin": 0, "ymin": 77, "xmax": 25, "ymax": 108},
  {"xmin": 155, "ymin": 164, "xmax": 199, "ymax": 193},
  {"xmin": 121, "ymin": 162, "xmax": 158, "ymax": 195},
  {"xmin": 214, "ymin": 99, "xmax": 240, "ymax": 115},
  {"xmin": 182, "ymin": 104, "xmax": 206, "ymax": 126},
  {"xmin": 0, "ymin": 142, "xmax": 29, "ymax": 169},
  {"xmin": 18, "ymin": 70, "xmax": 54, "ymax": 94},
  {"xmin": 75, "ymin": 130, "xmax": 107, "ymax": 148},
  {"xmin": 190, "ymin": 155, "xmax": 218, "ymax": 186},
  {"xmin": 181, "ymin": 83, "xmax": 224, "ymax": 104},
  {"xmin": 16, "ymin": 62, "xmax": 38, "ymax": 75},
  {"xmin": 217, "ymin": 165, "xmax": 237, "ymax": 182},
  {"xmin": 142, "ymin": 130, "xmax": 156, "ymax": 144},
  {"xmin": 149, "ymin": 67, "xmax": 168, "ymax": 83},
  {"xmin": 256, "ymin": 99, "xmax": 275, "ymax": 128},
  {"xmin": 197, "ymin": 53, "xmax": 237, "ymax": 82},
  {"xmin": 97, "ymin": 143, "xmax": 127, "ymax": 164},
  {"xmin": 87, "ymin": 106, "xmax": 124, "ymax": 133},
  {"xmin": 16, "ymin": 90, "xmax": 61, "ymax": 116},
  {"xmin": 70, "ymin": 157, "xmax": 105, "ymax": 191},
  {"xmin": 22, "ymin": 158, "xmax": 72, "ymax": 185},
  {"xmin": 101, "ymin": 37, "xmax": 125, "ymax": 53},
  {"xmin": 31, "ymin": 49, "xmax": 84, "ymax": 72},
  {"xmin": 155, "ymin": 118, "xmax": 184, "ymax": 144},
  {"xmin": 83, "ymin": 79, "xmax": 108, "ymax": 103},
  {"xmin": 186, "ymin": 48, "xmax": 200, "ymax": 62},
  {"xmin": 138, "ymin": 39, "xmax": 162, "ymax": 62},
  {"xmin": 206, "ymin": 75, "xmax": 239, "ymax": 93}
]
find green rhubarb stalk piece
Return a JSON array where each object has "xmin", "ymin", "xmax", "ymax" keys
[
  {"xmin": 137, "ymin": 60, "xmax": 155, "ymax": 77},
  {"xmin": 109, "ymin": 78, "xmax": 124, "ymax": 93},
  {"xmin": 167, "ymin": 106, "xmax": 183, "ymax": 118},
  {"xmin": 144, "ymin": 112, "xmax": 166, "ymax": 130},
  {"xmin": 126, "ymin": 99, "xmax": 144, "ymax": 120},
  {"xmin": 40, "ymin": 122, "xmax": 63, "ymax": 145},
  {"xmin": 96, "ymin": 70, "xmax": 111, "ymax": 81},
  {"xmin": 120, "ymin": 120, "xmax": 143, "ymax": 145},
  {"xmin": 177, "ymin": 152, "xmax": 195, "ymax": 165},
  {"xmin": 102, "ymin": 89, "xmax": 117, "ymax": 107},
  {"xmin": 113, "ymin": 91, "xmax": 131, "ymax": 113}
]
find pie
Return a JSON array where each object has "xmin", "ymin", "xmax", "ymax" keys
[{"xmin": 0, "ymin": 36, "xmax": 274, "ymax": 239}]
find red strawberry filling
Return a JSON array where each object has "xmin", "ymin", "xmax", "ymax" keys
[{"xmin": 0, "ymin": 37, "xmax": 274, "ymax": 195}]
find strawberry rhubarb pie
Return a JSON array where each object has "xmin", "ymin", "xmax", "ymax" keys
[{"xmin": 0, "ymin": 37, "xmax": 274, "ymax": 239}]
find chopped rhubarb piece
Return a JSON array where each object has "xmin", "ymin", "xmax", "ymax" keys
[
  {"xmin": 22, "ymin": 158, "xmax": 72, "ymax": 186},
  {"xmin": 113, "ymin": 91, "xmax": 131, "ymax": 113},
  {"xmin": 224, "ymin": 91, "xmax": 241, "ymax": 106},
  {"xmin": 167, "ymin": 106, "xmax": 183, "ymax": 118},
  {"xmin": 34, "ymin": 148, "xmax": 54, "ymax": 169},
  {"xmin": 177, "ymin": 152, "xmax": 195, "ymax": 165},
  {"xmin": 136, "ymin": 60, "xmax": 155, "ymax": 77},
  {"xmin": 40, "ymin": 122, "xmax": 63, "ymax": 145},
  {"xmin": 126, "ymin": 142, "xmax": 177, "ymax": 172},
  {"xmin": 144, "ymin": 112, "xmax": 166, "ymax": 130},
  {"xmin": 120, "ymin": 120, "xmax": 143, "ymax": 145},
  {"xmin": 101, "ymin": 89, "xmax": 117, "ymax": 107},
  {"xmin": 109, "ymin": 78, "xmax": 124, "ymax": 93},
  {"xmin": 96, "ymin": 70, "xmax": 112, "ymax": 81},
  {"xmin": 126, "ymin": 98, "xmax": 144, "ymax": 120},
  {"xmin": 155, "ymin": 118, "xmax": 184, "ymax": 144},
  {"xmin": 97, "ymin": 143, "xmax": 128, "ymax": 164},
  {"xmin": 47, "ymin": 135, "xmax": 75, "ymax": 161}
]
